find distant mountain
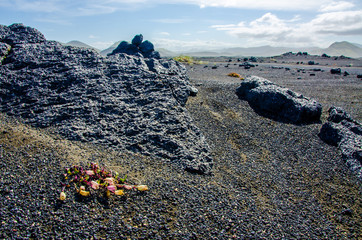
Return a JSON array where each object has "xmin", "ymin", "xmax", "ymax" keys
[
  {"xmin": 312, "ymin": 41, "xmax": 362, "ymax": 58},
  {"xmin": 180, "ymin": 46, "xmax": 322, "ymax": 58},
  {"xmin": 182, "ymin": 42, "xmax": 362, "ymax": 58},
  {"xmin": 99, "ymin": 40, "xmax": 362, "ymax": 58},
  {"xmin": 220, "ymin": 46, "xmax": 322, "ymax": 57},
  {"xmin": 352, "ymin": 43, "xmax": 362, "ymax": 48},
  {"xmin": 100, "ymin": 41, "xmax": 121, "ymax": 56},
  {"xmin": 157, "ymin": 48, "xmax": 177, "ymax": 57},
  {"xmin": 63, "ymin": 41, "xmax": 99, "ymax": 52}
]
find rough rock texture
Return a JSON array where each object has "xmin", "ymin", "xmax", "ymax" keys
[
  {"xmin": 110, "ymin": 35, "xmax": 161, "ymax": 59},
  {"xmin": 0, "ymin": 23, "xmax": 212, "ymax": 174},
  {"xmin": 319, "ymin": 107, "xmax": 362, "ymax": 179},
  {"xmin": 1, "ymin": 23, "xmax": 46, "ymax": 45},
  {"xmin": 236, "ymin": 76, "xmax": 322, "ymax": 124}
]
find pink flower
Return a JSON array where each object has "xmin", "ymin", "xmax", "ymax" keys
[
  {"xmin": 104, "ymin": 177, "xmax": 115, "ymax": 185},
  {"xmin": 90, "ymin": 181, "xmax": 100, "ymax": 190},
  {"xmin": 85, "ymin": 170, "xmax": 95, "ymax": 176},
  {"xmin": 107, "ymin": 185, "xmax": 116, "ymax": 192},
  {"xmin": 123, "ymin": 185, "xmax": 134, "ymax": 190}
]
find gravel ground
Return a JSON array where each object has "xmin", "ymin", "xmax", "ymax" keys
[{"xmin": 1, "ymin": 56, "xmax": 362, "ymax": 239}]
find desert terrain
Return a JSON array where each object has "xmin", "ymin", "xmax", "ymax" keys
[{"xmin": 1, "ymin": 50, "xmax": 362, "ymax": 239}]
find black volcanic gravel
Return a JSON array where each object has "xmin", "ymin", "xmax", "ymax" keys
[{"xmin": 1, "ymin": 57, "xmax": 362, "ymax": 239}]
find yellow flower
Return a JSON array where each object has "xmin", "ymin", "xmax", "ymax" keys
[
  {"xmin": 79, "ymin": 189, "xmax": 90, "ymax": 197},
  {"xmin": 136, "ymin": 185, "xmax": 149, "ymax": 191},
  {"xmin": 115, "ymin": 190, "xmax": 125, "ymax": 196},
  {"xmin": 59, "ymin": 192, "xmax": 66, "ymax": 201}
]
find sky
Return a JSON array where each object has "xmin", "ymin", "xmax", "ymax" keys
[{"xmin": 0, "ymin": 0, "xmax": 362, "ymax": 51}]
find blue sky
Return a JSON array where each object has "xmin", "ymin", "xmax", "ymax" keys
[{"xmin": 0, "ymin": 0, "xmax": 361, "ymax": 51}]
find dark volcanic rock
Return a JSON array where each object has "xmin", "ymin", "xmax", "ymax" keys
[
  {"xmin": 1, "ymin": 23, "xmax": 46, "ymax": 45},
  {"xmin": 236, "ymin": 76, "xmax": 322, "ymax": 124},
  {"xmin": 0, "ymin": 24, "xmax": 212, "ymax": 174},
  {"xmin": 139, "ymin": 40, "xmax": 154, "ymax": 54},
  {"xmin": 110, "ymin": 35, "xmax": 160, "ymax": 59},
  {"xmin": 330, "ymin": 68, "xmax": 341, "ymax": 74},
  {"xmin": 112, "ymin": 41, "xmax": 140, "ymax": 56},
  {"xmin": 132, "ymin": 34, "xmax": 143, "ymax": 46},
  {"xmin": 319, "ymin": 107, "xmax": 362, "ymax": 179}
]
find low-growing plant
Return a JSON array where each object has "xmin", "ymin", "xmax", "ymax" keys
[
  {"xmin": 173, "ymin": 55, "xmax": 194, "ymax": 64},
  {"xmin": 173, "ymin": 55, "xmax": 206, "ymax": 65},
  {"xmin": 59, "ymin": 162, "xmax": 148, "ymax": 201},
  {"xmin": 227, "ymin": 72, "xmax": 241, "ymax": 78}
]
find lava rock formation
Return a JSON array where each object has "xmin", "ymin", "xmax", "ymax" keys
[
  {"xmin": 0, "ymin": 23, "xmax": 213, "ymax": 174},
  {"xmin": 109, "ymin": 34, "xmax": 161, "ymax": 59},
  {"xmin": 236, "ymin": 76, "xmax": 322, "ymax": 124},
  {"xmin": 319, "ymin": 107, "xmax": 362, "ymax": 179}
]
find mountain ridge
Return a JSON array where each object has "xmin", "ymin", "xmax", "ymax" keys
[
  {"xmin": 62, "ymin": 40, "xmax": 100, "ymax": 52},
  {"xmin": 76, "ymin": 39, "xmax": 362, "ymax": 58}
]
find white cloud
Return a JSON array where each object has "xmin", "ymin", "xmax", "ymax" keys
[
  {"xmin": 4, "ymin": 0, "xmax": 358, "ymax": 15},
  {"xmin": 212, "ymin": 13, "xmax": 293, "ymax": 42},
  {"xmin": 212, "ymin": 10, "xmax": 362, "ymax": 47},
  {"xmin": 319, "ymin": 1, "xmax": 355, "ymax": 12},
  {"xmin": 160, "ymin": 32, "xmax": 170, "ymax": 36},
  {"xmin": 306, "ymin": 10, "xmax": 362, "ymax": 35},
  {"xmin": 172, "ymin": 0, "xmax": 341, "ymax": 11}
]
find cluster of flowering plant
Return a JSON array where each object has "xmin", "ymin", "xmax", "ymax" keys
[{"xmin": 59, "ymin": 162, "xmax": 148, "ymax": 201}]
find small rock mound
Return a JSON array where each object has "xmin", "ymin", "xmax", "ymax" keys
[
  {"xmin": 0, "ymin": 23, "xmax": 46, "ymax": 45},
  {"xmin": 0, "ymin": 24, "xmax": 212, "ymax": 174},
  {"xmin": 236, "ymin": 76, "xmax": 322, "ymax": 124},
  {"xmin": 319, "ymin": 107, "xmax": 362, "ymax": 180},
  {"xmin": 109, "ymin": 34, "xmax": 161, "ymax": 59}
]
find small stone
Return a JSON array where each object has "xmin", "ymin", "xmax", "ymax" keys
[
  {"xmin": 341, "ymin": 209, "xmax": 353, "ymax": 216},
  {"xmin": 131, "ymin": 34, "xmax": 143, "ymax": 46},
  {"xmin": 139, "ymin": 40, "xmax": 154, "ymax": 53}
]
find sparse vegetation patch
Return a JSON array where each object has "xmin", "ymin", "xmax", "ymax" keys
[
  {"xmin": 173, "ymin": 55, "xmax": 205, "ymax": 65},
  {"xmin": 60, "ymin": 162, "xmax": 148, "ymax": 201}
]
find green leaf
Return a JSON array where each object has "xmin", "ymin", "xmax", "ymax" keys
[{"xmin": 119, "ymin": 175, "xmax": 127, "ymax": 183}]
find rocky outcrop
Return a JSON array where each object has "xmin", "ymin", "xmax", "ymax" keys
[
  {"xmin": 1, "ymin": 23, "xmax": 46, "ymax": 45},
  {"xmin": 236, "ymin": 76, "xmax": 322, "ymax": 124},
  {"xmin": 319, "ymin": 107, "xmax": 362, "ymax": 180},
  {"xmin": 0, "ymin": 23, "xmax": 212, "ymax": 174},
  {"xmin": 109, "ymin": 34, "xmax": 161, "ymax": 59}
]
